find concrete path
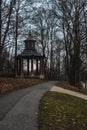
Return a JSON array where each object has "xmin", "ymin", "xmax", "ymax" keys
[
  {"xmin": 0, "ymin": 81, "xmax": 57, "ymax": 130},
  {"xmin": 51, "ymin": 86, "xmax": 87, "ymax": 100}
]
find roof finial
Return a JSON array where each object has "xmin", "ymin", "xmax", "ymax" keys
[{"xmin": 26, "ymin": 26, "xmax": 33, "ymax": 40}]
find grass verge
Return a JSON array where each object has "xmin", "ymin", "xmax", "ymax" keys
[
  {"xmin": 38, "ymin": 91, "xmax": 87, "ymax": 130},
  {"xmin": 56, "ymin": 81, "xmax": 87, "ymax": 95},
  {"xmin": 0, "ymin": 78, "xmax": 45, "ymax": 95}
]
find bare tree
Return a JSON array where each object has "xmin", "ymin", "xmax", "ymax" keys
[
  {"xmin": 0, "ymin": 0, "xmax": 1, "ymax": 48},
  {"xmin": 51, "ymin": 0, "xmax": 87, "ymax": 85}
]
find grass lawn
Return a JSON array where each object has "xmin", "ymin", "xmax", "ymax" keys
[
  {"xmin": 38, "ymin": 91, "xmax": 87, "ymax": 130},
  {"xmin": 56, "ymin": 81, "xmax": 87, "ymax": 95},
  {"xmin": 0, "ymin": 78, "xmax": 45, "ymax": 95}
]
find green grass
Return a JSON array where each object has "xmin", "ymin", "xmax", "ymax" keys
[{"xmin": 38, "ymin": 92, "xmax": 87, "ymax": 130}]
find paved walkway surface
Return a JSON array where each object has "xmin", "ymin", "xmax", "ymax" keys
[
  {"xmin": 0, "ymin": 82, "xmax": 87, "ymax": 130},
  {"xmin": 0, "ymin": 81, "xmax": 57, "ymax": 130},
  {"xmin": 51, "ymin": 86, "xmax": 87, "ymax": 100}
]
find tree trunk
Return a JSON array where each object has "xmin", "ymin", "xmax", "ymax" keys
[
  {"xmin": 14, "ymin": 7, "xmax": 19, "ymax": 77},
  {"xmin": 0, "ymin": 0, "xmax": 2, "ymax": 54}
]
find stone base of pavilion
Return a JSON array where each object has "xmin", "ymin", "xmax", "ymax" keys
[
  {"xmin": 15, "ymin": 74, "xmax": 45, "ymax": 79},
  {"xmin": 39, "ymin": 74, "xmax": 45, "ymax": 79}
]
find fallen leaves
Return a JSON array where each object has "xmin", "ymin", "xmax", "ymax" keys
[
  {"xmin": 56, "ymin": 81, "xmax": 87, "ymax": 95},
  {"xmin": 0, "ymin": 78, "xmax": 44, "ymax": 95}
]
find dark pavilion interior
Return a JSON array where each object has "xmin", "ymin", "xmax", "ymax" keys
[{"xmin": 16, "ymin": 32, "xmax": 45, "ymax": 78}]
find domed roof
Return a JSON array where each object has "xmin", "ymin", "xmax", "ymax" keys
[
  {"xmin": 17, "ymin": 31, "xmax": 44, "ymax": 58},
  {"xmin": 18, "ymin": 49, "xmax": 43, "ymax": 57}
]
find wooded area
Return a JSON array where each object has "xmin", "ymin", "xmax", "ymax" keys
[{"xmin": 0, "ymin": 0, "xmax": 87, "ymax": 87}]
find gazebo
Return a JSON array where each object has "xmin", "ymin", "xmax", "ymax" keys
[{"xmin": 16, "ymin": 33, "xmax": 45, "ymax": 78}]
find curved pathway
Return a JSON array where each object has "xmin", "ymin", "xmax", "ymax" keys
[{"xmin": 0, "ymin": 81, "xmax": 57, "ymax": 130}]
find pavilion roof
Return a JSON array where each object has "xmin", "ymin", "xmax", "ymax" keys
[{"xmin": 18, "ymin": 49, "xmax": 44, "ymax": 57}]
